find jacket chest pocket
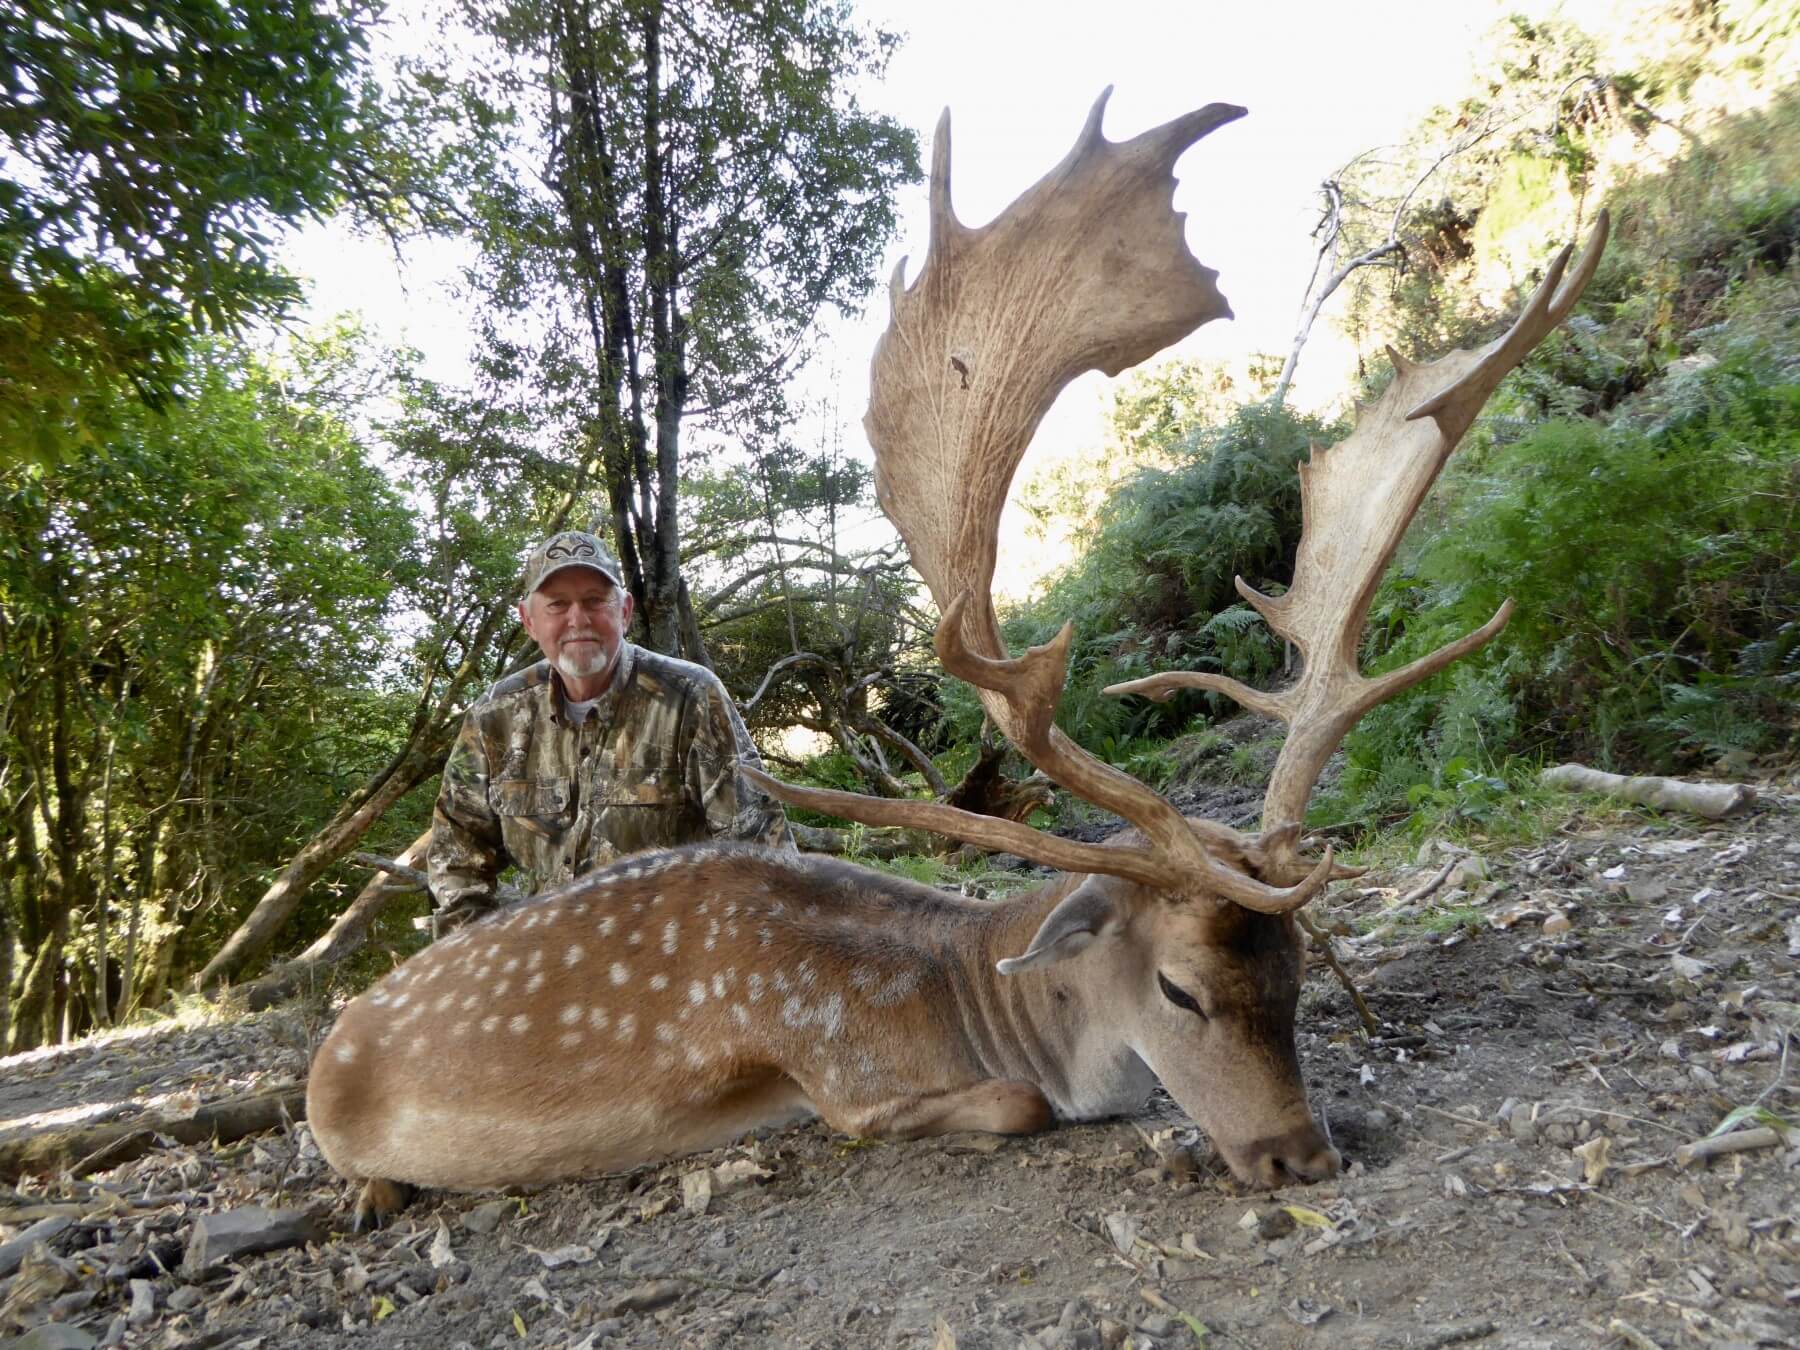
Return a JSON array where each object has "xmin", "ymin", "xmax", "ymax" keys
[
  {"xmin": 593, "ymin": 769, "xmax": 679, "ymax": 809},
  {"xmin": 491, "ymin": 778, "xmax": 573, "ymax": 829}
]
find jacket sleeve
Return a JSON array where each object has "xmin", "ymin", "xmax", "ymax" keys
[
  {"xmin": 687, "ymin": 676, "xmax": 794, "ymax": 852},
  {"xmin": 428, "ymin": 712, "xmax": 507, "ymax": 916}
]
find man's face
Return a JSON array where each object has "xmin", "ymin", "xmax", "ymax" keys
[{"xmin": 519, "ymin": 568, "xmax": 634, "ymax": 690}]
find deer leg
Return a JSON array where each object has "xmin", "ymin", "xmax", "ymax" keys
[
  {"xmin": 822, "ymin": 1079, "xmax": 1053, "ymax": 1142},
  {"xmin": 351, "ymin": 1178, "xmax": 416, "ymax": 1232}
]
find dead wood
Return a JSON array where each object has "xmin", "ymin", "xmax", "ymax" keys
[
  {"xmin": 1540, "ymin": 763, "xmax": 1757, "ymax": 819},
  {"xmin": 788, "ymin": 823, "xmax": 942, "ymax": 859},
  {"xmin": 0, "ymin": 1086, "xmax": 306, "ymax": 1182}
]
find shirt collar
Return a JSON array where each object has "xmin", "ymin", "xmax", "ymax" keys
[{"xmin": 545, "ymin": 643, "xmax": 637, "ymax": 728}]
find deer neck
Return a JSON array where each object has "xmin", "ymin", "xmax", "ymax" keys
[{"xmin": 941, "ymin": 881, "xmax": 1156, "ymax": 1121}]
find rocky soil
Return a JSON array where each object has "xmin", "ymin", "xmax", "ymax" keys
[{"xmin": 3, "ymin": 778, "xmax": 1798, "ymax": 1349}]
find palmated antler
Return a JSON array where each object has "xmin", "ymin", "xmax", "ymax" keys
[
  {"xmin": 1109, "ymin": 212, "xmax": 1611, "ymax": 882},
  {"xmin": 747, "ymin": 90, "xmax": 1333, "ymax": 915}
]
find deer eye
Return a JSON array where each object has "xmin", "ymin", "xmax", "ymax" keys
[{"xmin": 1158, "ymin": 972, "xmax": 1206, "ymax": 1018}]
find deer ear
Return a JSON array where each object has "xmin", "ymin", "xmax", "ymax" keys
[{"xmin": 996, "ymin": 878, "xmax": 1127, "ymax": 975}]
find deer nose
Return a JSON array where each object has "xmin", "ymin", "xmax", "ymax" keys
[{"xmin": 1242, "ymin": 1126, "xmax": 1342, "ymax": 1187}]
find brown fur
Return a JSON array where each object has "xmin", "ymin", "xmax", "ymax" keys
[{"xmin": 307, "ymin": 840, "xmax": 1337, "ymax": 1216}]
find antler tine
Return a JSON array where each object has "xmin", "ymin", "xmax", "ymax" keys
[
  {"xmin": 751, "ymin": 93, "xmax": 1334, "ymax": 912},
  {"xmin": 1111, "ymin": 213, "xmax": 1610, "ymax": 883}
]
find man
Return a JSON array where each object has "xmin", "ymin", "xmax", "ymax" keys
[{"xmin": 428, "ymin": 529, "xmax": 791, "ymax": 933}]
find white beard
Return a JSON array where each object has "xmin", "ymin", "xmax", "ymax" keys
[{"xmin": 556, "ymin": 644, "xmax": 614, "ymax": 681}]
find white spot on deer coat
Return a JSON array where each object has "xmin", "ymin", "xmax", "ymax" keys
[
  {"xmin": 655, "ymin": 1021, "xmax": 677, "ymax": 1045},
  {"xmin": 650, "ymin": 973, "xmax": 669, "ymax": 991},
  {"xmin": 870, "ymin": 968, "xmax": 921, "ymax": 1008},
  {"xmin": 627, "ymin": 930, "xmax": 643, "ymax": 947},
  {"xmin": 711, "ymin": 973, "xmax": 726, "ymax": 999},
  {"xmin": 564, "ymin": 943, "xmax": 586, "ymax": 967},
  {"xmin": 480, "ymin": 1015, "xmax": 500, "ymax": 1033},
  {"xmin": 561, "ymin": 1004, "xmax": 583, "ymax": 1026},
  {"xmin": 502, "ymin": 956, "xmax": 520, "ymax": 974},
  {"xmin": 616, "ymin": 1013, "xmax": 637, "ymax": 1041},
  {"xmin": 510, "ymin": 1014, "xmax": 530, "ymax": 1034},
  {"xmin": 526, "ymin": 948, "xmax": 544, "ymax": 970},
  {"xmin": 525, "ymin": 972, "xmax": 545, "ymax": 994},
  {"xmin": 558, "ymin": 1031, "xmax": 582, "ymax": 1050},
  {"xmin": 688, "ymin": 980, "xmax": 707, "ymax": 1006},
  {"xmin": 747, "ymin": 973, "xmax": 765, "ymax": 1003},
  {"xmin": 369, "ymin": 989, "xmax": 390, "ymax": 1006},
  {"xmin": 334, "ymin": 1041, "xmax": 358, "ymax": 1063},
  {"xmin": 685, "ymin": 1045, "xmax": 708, "ymax": 1069},
  {"xmin": 731, "ymin": 1004, "xmax": 750, "ymax": 1027},
  {"xmin": 598, "ymin": 916, "xmax": 617, "ymax": 937},
  {"xmin": 610, "ymin": 962, "xmax": 630, "ymax": 986},
  {"xmin": 662, "ymin": 921, "xmax": 680, "ymax": 955},
  {"xmin": 492, "ymin": 979, "xmax": 510, "ymax": 998},
  {"xmin": 588, "ymin": 1007, "xmax": 611, "ymax": 1030}
]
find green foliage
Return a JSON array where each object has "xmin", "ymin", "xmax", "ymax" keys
[
  {"xmin": 1332, "ymin": 355, "xmax": 1798, "ymax": 826},
  {"xmin": 1, "ymin": 328, "xmax": 424, "ymax": 1035},
  {"xmin": 1, "ymin": 0, "xmax": 429, "ymax": 462},
  {"xmin": 437, "ymin": 0, "xmax": 919, "ymax": 652},
  {"xmin": 984, "ymin": 400, "xmax": 1342, "ymax": 749}
]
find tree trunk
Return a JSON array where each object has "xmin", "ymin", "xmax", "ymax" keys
[
  {"xmin": 230, "ymin": 828, "xmax": 434, "ymax": 1012},
  {"xmin": 12, "ymin": 923, "xmax": 64, "ymax": 1053},
  {"xmin": 195, "ymin": 734, "xmax": 451, "ymax": 990}
]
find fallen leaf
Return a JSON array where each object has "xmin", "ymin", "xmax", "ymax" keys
[
  {"xmin": 681, "ymin": 1168, "xmax": 713, "ymax": 1215},
  {"xmin": 512, "ymin": 1310, "xmax": 527, "ymax": 1337},
  {"xmin": 1574, "ymin": 1134, "xmax": 1613, "ymax": 1186},
  {"xmin": 1543, "ymin": 911, "xmax": 1574, "ymax": 936},
  {"xmin": 1103, "ymin": 1212, "xmax": 1140, "ymax": 1258},
  {"xmin": 1671, "ymin": 954, "xmax": 1712, "ymax": 981},
  {"xmin": 371, "ymin": 1295, "xmax": 396, "ymax": 1322},
  {"xmin": 932, "ymin": 1316, "xmax": 958, "ymax": 1350},
  {"xmin": 1281, "ymin": 1203, "xmax": 1333, "ymax": 1230},
  {"xmin": 1285, "ymin": 1296, "xmax": 1333, "ymax": 1327},
  {"xmin": 532, "ymin": 1244, "xmax": 597, "ymax": 1269},
  {"xmin": 428, "ymin": 1220, "xmax": 456, "ymax": 1269},
  {"xmin": 711, "ymin": 1157, "xmax": 772, "ymax": 1190}
]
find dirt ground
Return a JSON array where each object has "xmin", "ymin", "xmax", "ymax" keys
[{"xmin": 4, "ymin": 778, "xmax": 1798, "ymax": 1349}]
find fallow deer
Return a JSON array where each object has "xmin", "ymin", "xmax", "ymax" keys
[{"xmin": 306, "ymin": 90, "xmax": 1608, "ymax": 1227}]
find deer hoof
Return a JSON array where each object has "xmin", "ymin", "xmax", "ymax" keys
[{"xmin": 352, "ymin": 1178, "xmax": 416, "ymax": 1231}]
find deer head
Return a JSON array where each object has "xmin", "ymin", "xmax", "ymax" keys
[{"xmin": 748, "ymin": 90, "xmax": 1609, "ymax": 1178}]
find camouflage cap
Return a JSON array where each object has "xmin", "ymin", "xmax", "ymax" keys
[{"xmin": 522, "ymin": 530, "xmax": 625, "ymax": 595}]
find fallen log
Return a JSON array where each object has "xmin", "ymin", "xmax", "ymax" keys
[
  {"xmin": 788, "ymin": 822, "xmax": 943, "ymax": 859},
  {"xmin": 1539, "ymin": 763, "xmax": 1757, "ymax": 819},
  {"xmin": 0, "ymin": 1086, "xmax": 307, "ymax": 1183}
]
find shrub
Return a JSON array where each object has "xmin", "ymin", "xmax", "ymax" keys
[{"xmin": 1330, "ymin": 354, "xmax": 1798, "ymax": 825}]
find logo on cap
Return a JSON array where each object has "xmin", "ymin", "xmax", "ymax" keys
[{"xmin": 524, "ymin": 531, "xmax": 624, "ymax": 594}]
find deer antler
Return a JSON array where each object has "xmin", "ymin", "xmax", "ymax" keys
[
  {"xmin": 747, "ymin": 91, "xmax": 1335, "ymax": 915},
  {"xmin": 1109, "ymin": 212, "xmax": 1610, "ymax": 881}
]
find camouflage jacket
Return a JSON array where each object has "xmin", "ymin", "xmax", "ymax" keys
[{"xmin": 428, "ymin": 645, "xmax": 791, "ymax": 918}]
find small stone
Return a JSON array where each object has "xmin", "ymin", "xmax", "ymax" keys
[
  {"xmin": 128, "ymin": 1278, "xmax": 156, "ymax": 1326},
  {"xmin": 181, "ymin": 1206, "xmax": 324, "ymax": 1278},
  {"xmin": 1137, "ymin": 1313, "xmax": 1175, "ymax": 1337},
  {"xmin": 48, "ymin": 1289, "xmax": 99, "ymax": 1318},
  {"xmin": 1510, "ymin": 1107, "xmax": 1538, "ymax": 1144},
  {"xmin": 609, "ymin": 1280, "xmax": 684, "ymax": 1314},
  {"xmin": 6, "ymin": 1326, "xmax": 100, "ymax": 1350},
  {"xmin": 1256, "ymin": 1209, "xmax": 1298, "ymax": 1241},
  {"xmin": 1363, "ymin": 1108, "xmax": 1393, "ymax": 1132},
  {"xmin": 0, "ymin": 1215, "xmax": 76, "ymax": 1278},
  {"xmin": 166, "ymin": 1285, "xmax": 205, "ymax": 1313},
  {"xmin": 461, "ymin": 1199, "xmax": 512, "ymax": 1235}
]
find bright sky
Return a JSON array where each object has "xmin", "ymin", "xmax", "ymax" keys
[{"xmin": 283, "ymin": 0, "xmax": 1541, "ymax": 588}]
